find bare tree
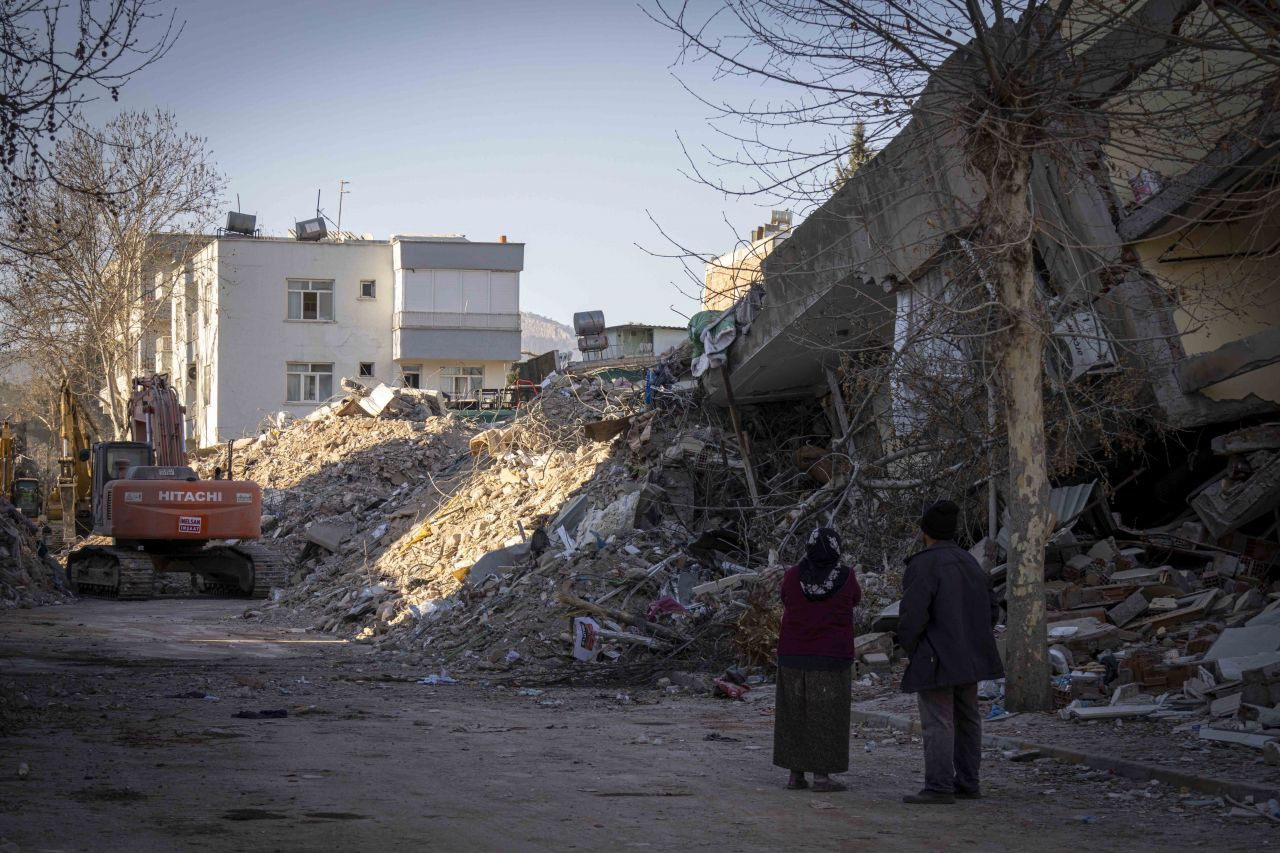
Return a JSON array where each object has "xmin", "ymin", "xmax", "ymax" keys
[
  {"xmin": 652, "ymin": 0, "xmax": 1279, "ymax": 710},
  {"xmin": 1, "ymin": 1, "xmax": 179, "ymax": 222},
  {"xmin": 0, "ymin": 109, "xmax": 223, "ymax": 436}
]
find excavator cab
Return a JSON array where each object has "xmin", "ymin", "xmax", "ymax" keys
[
  {"xmin": 12, "ymin": 478, "xmax": 40, "ymax": 516},
  {"xmin": 89, "ymin": 442, "xmax": 153, "ymax": 532}
]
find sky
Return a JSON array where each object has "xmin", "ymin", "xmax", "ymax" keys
[{"xmin": 78, "ymin": 0, "xmax": 813, "ymax": 328}]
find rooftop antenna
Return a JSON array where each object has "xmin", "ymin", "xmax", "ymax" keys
[{"xmin": 336, "ymin": 180, "xmax": 350, "ymax": 241}]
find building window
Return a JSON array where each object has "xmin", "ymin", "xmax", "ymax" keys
[
  {"xmin": 286, "ymin": 362, "xmax": 334, "ymax": 403},
  {"xmin": 401, "ymin": 366, "xmax": 421, "ymax": 389},
  {"xmin": 287, "ymin": 279, "xmax": 334, "ymax": 320},
  {"xmin": 358, "ymin": 361, "xmax": 375, "ymax": 378},
  {"xmin": 441, "ymin": 365, "xmax": 484, "ymax": 399},
  {"xmin": 359, "ymin": 280, "xmax": 376, "ymax": 299}
]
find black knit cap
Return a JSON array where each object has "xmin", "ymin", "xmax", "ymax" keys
[{"xmin": 920, "ymin": 500, "xmax": 960, "ymax": 540}]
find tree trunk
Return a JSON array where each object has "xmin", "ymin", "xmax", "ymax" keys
[{"xmin": 987, "ymin": 156, "xmax": 1053, "ymax": 713}]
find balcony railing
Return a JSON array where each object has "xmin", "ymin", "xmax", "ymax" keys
[{"xmin": 393, "ymin": 310, "xmax": 520, "ymax": 331}]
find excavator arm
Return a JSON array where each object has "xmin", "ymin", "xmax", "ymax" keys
[{"xmin": 129, "ymin": 375, "xmax": 186, "ymax": 466}]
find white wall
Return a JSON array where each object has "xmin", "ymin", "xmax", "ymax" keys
[
  {"xmin": 207, "ymin": 239, "xmax": 395, "ymax": 442},
  {"xmin": 653, "ymin": 328, "xmax": 687, "ymax": 358}
]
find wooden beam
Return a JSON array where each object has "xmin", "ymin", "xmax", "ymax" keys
[
  {"xmin": 825, "ymin": 367, "xmax": 851, "ymax": 438},
  {"xmin": 1176, "ymin": 326, "xmax": 1280, "ymax": 394}
]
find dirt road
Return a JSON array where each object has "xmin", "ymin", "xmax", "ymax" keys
[{"xmin": 0, "ymin": 600, "xmax": 1272, "ymax": 852}]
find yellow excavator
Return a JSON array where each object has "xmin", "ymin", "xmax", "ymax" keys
[
  {"xmin": 0, "ymin": 420, "xmax": 42, "ymax": 518},
  {"xmin": 44, "ymin": 381, "xmax": 98, "ymax": 547}
]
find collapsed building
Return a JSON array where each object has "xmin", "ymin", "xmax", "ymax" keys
[{"xmin": 683, "ymin": 0, "xmax": 1280, "ymax": 754}]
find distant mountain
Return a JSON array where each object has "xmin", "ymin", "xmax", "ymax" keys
[{"xmin": 520, "ymin": 311, "xmax": 576, "ymax": 356}]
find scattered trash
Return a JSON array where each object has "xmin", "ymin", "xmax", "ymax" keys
[
  {"xmin": 714, "ymin": 678, "xmax": 749, "ymax": 700},
  {"xmin": 704, "ymin": 732, "xmax": 741, "ymax": 742},
  {"xmin": 419, "ymin": 671, "xmax": 459, "ymax": 686}
]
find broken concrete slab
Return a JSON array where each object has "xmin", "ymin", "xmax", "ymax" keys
[
  {"xmin": 1107, "ymin": 589, "xmax": 1149, "ymax": 627},
  {"xmin": 305, "ymin": 521, "xmax": 354, "ymax": 553},
  {"xmin": 463, "ymin": 542, "xmax": 532, "ymax": 586},
  {"xmin": 1191, "ymin": 450, "xmax": 1280, "ymax": 538},
  {"xmin": 1211, "ymin": 422, "xmax": 1280, "ymax": 456},
  {"xmin": 1203, "ymin": 625, "xmax": 1280, "ymax": 663},
  {"xmin": 1060, "ymin": 702, "xmax": 1160, "ymax": 721},
  {"xmin": 1210, "ymin": 692, "xmax": 1243, "ymax": 718},
  {"xmin": 1223, "ymin": 655, "xmax": 1280, "ymax": 687},
  {"xmin": 1198, "ymin": 727, "xmax": 1277, "ymax": 749},
  {"xmin": 873, "ymin": 599, "xmax": 900, "ymax": 632},
  {"xmin": 1136, "ymin": 590, "xmax": 1219, "ymax": 631},
  {"xmin": 551, "ymin": 495, "xmax": 590, "ymax": 538},
  {"xmin": 359, "ymin": 383, "xmax": 399, "ymax": 417},
  {"xmin": 1246, "ymin": 599, "xmax": 1280, "ymax": 628},
  {"xmin": 1109, "ymin": 567, "xmax": 1164, "ymax": 586}
]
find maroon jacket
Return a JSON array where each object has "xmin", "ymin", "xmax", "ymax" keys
[{"xmin": 776, "ymin": 564, "xmax": 862, "ymax": 660}]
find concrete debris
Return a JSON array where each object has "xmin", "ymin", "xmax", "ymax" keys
[
  {"xmin": 194, "ymin": 367, "xmax": 792, "ymax": 676},
  {"xmin": 181, "ymin": 356, "xmax": 1280, "ymax": 781},
  {"xmin": 0, "ymin": 500, "xmax": 71, "ymax": 609}
]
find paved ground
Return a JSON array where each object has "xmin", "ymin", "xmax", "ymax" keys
[{"xmin": 0, "ymin": 599, "xmax": 1276, "ymax": 852}]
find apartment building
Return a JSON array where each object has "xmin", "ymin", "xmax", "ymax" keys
[{"xmin": 158, "ymin": 233, "xmax": 522, "ymax": 447}]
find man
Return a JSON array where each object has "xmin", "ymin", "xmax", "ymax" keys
[{"xmin": 897, "ymin": 499, "xmax": 1004, "ymax": 805}]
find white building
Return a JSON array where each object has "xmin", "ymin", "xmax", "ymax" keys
[{"xmin": 158, "ymin": 233, "xmax": 522, "ymax": 447}]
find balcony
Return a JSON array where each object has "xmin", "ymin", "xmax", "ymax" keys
[
  {"xmin": 393, "ymin": 311, "xmax": 520, "ymax": 332},
  {"xmin": 392, "ymin": 311, "xmax": 521, "ymax": 362}
]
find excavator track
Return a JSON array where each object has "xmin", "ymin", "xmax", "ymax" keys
[
  {"xmin": 228, "ymin": 542, "xmax": 290, "ymax": 599},
  {"xmin": 67, "ymin": 543, "xmax": 156, "ymax": 600}
]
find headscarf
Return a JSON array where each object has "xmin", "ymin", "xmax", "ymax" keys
[{"xmin": 797, "ymin": 527, "xmax": 849, "ymax": 601}]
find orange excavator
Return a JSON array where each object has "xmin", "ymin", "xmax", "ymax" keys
[{"xmin": 66, "ymin": 375, "xmax": 285, "ymax": 600}]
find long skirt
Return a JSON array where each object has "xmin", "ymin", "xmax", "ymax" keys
[{"xmin": 771, "ymin": 665, "xmax": 852, "ymax": 774}]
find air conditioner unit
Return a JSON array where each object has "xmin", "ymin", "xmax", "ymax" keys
[{"xmin": 186, "ymin": 363, "xmax": 197, "ymax": 382}]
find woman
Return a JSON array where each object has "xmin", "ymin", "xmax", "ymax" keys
[{"xmin": 772, "ymin": 527, "xmax": 862, "ymax": 792}]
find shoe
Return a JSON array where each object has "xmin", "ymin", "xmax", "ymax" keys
[
  {"xmin": 903, "ymin": 790, "xmax": 956, "ymax": 804},
  {"xmin": 954, "ymin": 789, "xmax": 982, "ymax": 800},
  {"xmin": 811, "ymin": 780, "xmax": 847, "ymax": 793}
]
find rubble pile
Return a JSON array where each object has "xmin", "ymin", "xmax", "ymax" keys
[
  {"xmin": 221, "ymin": 366, "xmax": 832, "ymax": 680},
  {"xmin": 0, "ymin": 500, "xmax": 70, "ymax": 608},
  {"xmin": 193, "ymin": 412, "xmax": 478, "ymax": 568},
  {"xmin": 860, "ymin": 422, "xmax": 1280, "ymax": 761}
]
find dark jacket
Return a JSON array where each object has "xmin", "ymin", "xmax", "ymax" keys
[{"xmin": 897, "ymin": 540, "xmax": 1004, "ymax": 693}]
